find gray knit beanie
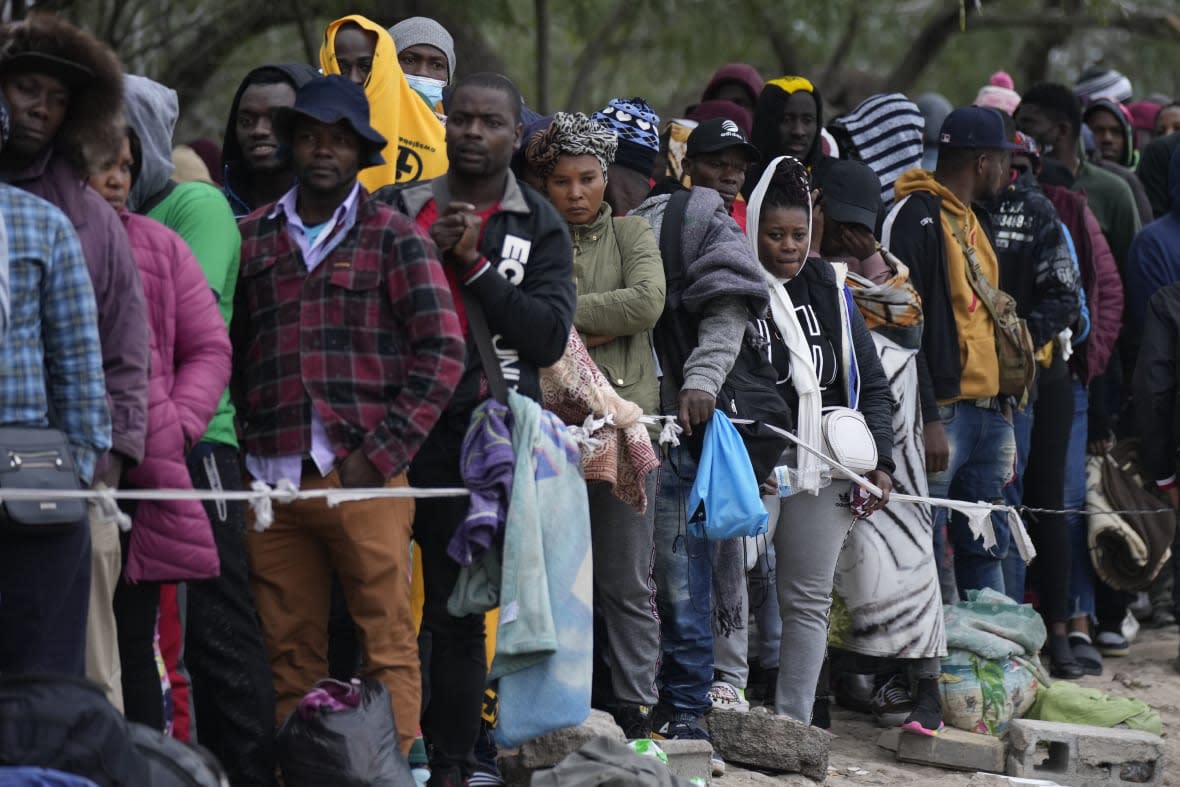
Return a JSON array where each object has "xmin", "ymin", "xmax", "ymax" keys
[{"xmin": 388, "ymin": 17, "xmax": 456, "ymax": 83}]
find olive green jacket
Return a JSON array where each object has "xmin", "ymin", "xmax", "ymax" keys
[{"xmin": 570, "ymin": 204, "xmax": 666, "ymax": 418}]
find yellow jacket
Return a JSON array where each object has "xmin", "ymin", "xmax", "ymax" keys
[{"xmin": 320, "ymin": 15, "xmax": 448, "ymax": 190}]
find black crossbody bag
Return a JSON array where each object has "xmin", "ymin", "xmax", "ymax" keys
[{"xmin": 0, "ymin": 426, "xmax": 87, "ymax": 534}]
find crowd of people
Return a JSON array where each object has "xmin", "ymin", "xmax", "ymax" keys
[{"xmin": 0, "ymin": 9, "xmax": 1178, "ymax": 787}]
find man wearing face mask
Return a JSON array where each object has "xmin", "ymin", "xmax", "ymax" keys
[{"xmin": 389, "ymin": 16, "xmax": 454, "ymax": 119}]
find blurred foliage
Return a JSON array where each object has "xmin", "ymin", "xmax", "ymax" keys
[{"xmin": 16, "ymin": 0, "xmax": 1180, "ymax": 145}]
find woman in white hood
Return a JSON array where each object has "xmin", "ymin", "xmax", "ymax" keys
[{"xmin": 744, "ymin": 155, "xmax": 898, "ymax": 727}]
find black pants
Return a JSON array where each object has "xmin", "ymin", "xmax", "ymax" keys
[
  {"xmin": 410, "ymin": 425, "xmax": 487, "ymax": 775},
  {"xmin": 0, "ymin": 514, "xmax": 90, "ymax": 675},
  {"xmin": 185, "ymin": 442, "xmax": 277, "ymax": 787},
  {"xmin": 114, "ymin": 522, "xmax": 163, "ymax": 730},
  {"xmin": 1025, "ymin": 369, "xmax": 1074, "ymax": 624}
]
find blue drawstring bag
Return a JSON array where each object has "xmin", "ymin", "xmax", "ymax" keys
[{"xmin": 687, "ymin": 411, "xmax": 768, "ymax": 539}]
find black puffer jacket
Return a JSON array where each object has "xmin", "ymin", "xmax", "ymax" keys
[
  {"xmin": 757, "ymin": 257, "xmax": 896, "ymax": 475},
  {"xmin": 989, "ymin": 170, "xmax": 1080, "ymax": 348}
]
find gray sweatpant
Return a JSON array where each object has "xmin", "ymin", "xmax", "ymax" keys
[
  {"xmin": 769, "ymin": 484, "xmax": 855, "ymax": 723},
  {"xmin": 711, "ymin": 538, "xmax": 750, "ymax": 688},
  {"xmin": 588, "ymin": 471, "xmax": 661, "ymax": 706}
]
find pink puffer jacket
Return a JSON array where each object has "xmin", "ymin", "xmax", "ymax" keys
[{"xmin": 120, "ymin": 209, "xmax": 231, "ymax": 582}]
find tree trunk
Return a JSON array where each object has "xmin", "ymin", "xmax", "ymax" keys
[
  {"xmin": 881, "ymin": 0, "xmax": 1001, "ymax": 93},
  {"xmin": 535, "ymin": 0, "xmax": 550, "ymax": 113}
]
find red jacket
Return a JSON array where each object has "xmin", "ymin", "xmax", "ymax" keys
[{"xmin": 121, "ymin": 210, "xmax": 230, "ymax": 583}]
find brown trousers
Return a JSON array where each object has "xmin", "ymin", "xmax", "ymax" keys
[{"xmin": 246, "ymin": 469, "xmax": 418, "ymax": 754}]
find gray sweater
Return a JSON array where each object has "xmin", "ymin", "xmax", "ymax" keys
[{"xmin": 631, "ymin": 187, "xmax": 769, "ymax": 408}]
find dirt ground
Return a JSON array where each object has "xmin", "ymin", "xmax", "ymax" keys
[{"xmin": 720, "ymin": 624, "xmax": 1179, "ymax": 787}]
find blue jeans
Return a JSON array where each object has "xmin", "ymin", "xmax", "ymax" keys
[
  {"xmin": 1001, "ymin": 405, "xmax": 1035, "ymax": 600},
  {"xmin": 1065, "ymin": 379, "xmax": 1095, "ymax": 619},
  {"xmin": 927, "ymin": 401, "xmax": 1016, "ymax": 596},
  {"xmin": 653, "ymin": 445, "xmax": 713, "ymax": 717}
]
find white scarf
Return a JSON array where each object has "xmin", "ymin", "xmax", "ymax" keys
[{"xmin": 745, "ymin": 155, "xmax": 824, "ymax": 494}]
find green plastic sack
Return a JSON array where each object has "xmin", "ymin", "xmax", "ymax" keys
[{"xmin": 1026, "ymin": 681, "xmax": 1162, "ymax": 736}]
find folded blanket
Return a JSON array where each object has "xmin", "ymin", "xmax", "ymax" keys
[{"xmin": 541, "ymin": 331, "xmax": 659, "ymax": 512}]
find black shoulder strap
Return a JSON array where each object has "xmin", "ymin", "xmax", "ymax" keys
[
  {"xmin": 659, "ymin": 189, "xmax": 691, "ymax": 290},
  {"xmin": 460, "ymin": 287, "xmax": 510, "ymax": 405}
]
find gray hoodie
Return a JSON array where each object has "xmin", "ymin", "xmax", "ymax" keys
[
  {"xmin": 123, "ymin": 74, "xmax": 179, "ymax": 212},
  {"xmin": 631, "ymin": 186, "xmax": 769, "ymax": 407}
]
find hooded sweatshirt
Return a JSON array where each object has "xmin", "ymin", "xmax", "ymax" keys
[
  {"xmin": 701, "ymin": 63, "xmax": 764, "ymax": 106},
  {"xmin": 1085, "ymin": 98, "xmax": 1137, "ymax": 169},
  {"xmin": 829, "ymin": 93, "xmax": 924, "ymax": 208},
  {"xmin": 221, "ymin": 62, "xmax": 319, "ymax": 217},
  {"xmin": 883, "ymin": 169, "xmax": 1001, "ymax": 413},
  {"xmin": 124, "ymin": 74, "xmax": 242, "ymax": 448},
  {"xmin": 320, "ymin": 15, "xmax": 447, "ymax": 191},
  {"xmin": 744, "ymin": 76, "xmax": 824, "ymax": 198},
  {"xmin": 1127, "ymin": 145, "xmax": 1180, "ymax": 333}
]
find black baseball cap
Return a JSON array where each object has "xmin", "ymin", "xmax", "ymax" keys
[
  {"xmin": 938, "ymin": 106, "xmax": 1020, "ymax": 150},
  {"xmin": 819, "ymin": 159, "xmax": 881, "ymax": 233},
  {"xmin": 686, "ymin": 118, "xmax": 761, "ymax": 162}
]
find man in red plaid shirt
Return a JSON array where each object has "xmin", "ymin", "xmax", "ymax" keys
[{"xmin": 231, "ymin": 75, "xmax": 465, "ymax": 753}]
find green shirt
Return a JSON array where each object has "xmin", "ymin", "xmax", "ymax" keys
[
  {"xmin": 1074, "ymin": 160, "xmax": 1142, "ymax": 273},
  {"xmin": 148, "ymin": 181, "xmax": 241, "ymax": 448}
]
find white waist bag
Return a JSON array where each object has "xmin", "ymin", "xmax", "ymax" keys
[{"xmin": 820, "ymin": 406, "xmax": 877, "ymax": 473}]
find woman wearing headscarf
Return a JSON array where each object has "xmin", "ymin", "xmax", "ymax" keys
[
  {"xmin": 743, "ymin": 77, "xmax": 825, "ymax": 198},
  {"xmin": 744, "ymin": 155, "xmax": 897, "ymax": 728},
  {"xmin": 526, "ymin": 113, "xmax": 666, "ymax": 738},
  {"xmin": 319, "ymin": 14, "xmax": 447, "ymax": 190}
]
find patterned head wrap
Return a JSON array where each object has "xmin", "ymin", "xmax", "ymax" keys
[{"xmin": 526, "ymin": 111, "xmax": 618, "ymax": 183}]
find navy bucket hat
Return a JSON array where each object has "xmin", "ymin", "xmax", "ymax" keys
[{"xmin": 274, "ymin": 75, "xmax": 387, "ymax": 168}]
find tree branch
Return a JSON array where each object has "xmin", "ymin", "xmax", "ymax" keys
[
  {"xmin": 743, "ymin": 0, "xmax": 799, "ymax": 75},
  {"xmin": 880, "ymin": 0, "xmax": 1002, "ymax": 93},
  {"xmin": 968, "ymin": 9, "xmax": 1180, "ymax": 40},
  {"xmin": 563, "ymin": 0, "xmax": 639, "ymax": 110}
]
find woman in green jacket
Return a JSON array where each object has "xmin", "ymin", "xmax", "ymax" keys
[{"xmin": 527, "ymin": 113, "xmax": 666, "ymax": 738}]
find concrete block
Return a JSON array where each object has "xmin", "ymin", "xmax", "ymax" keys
[
  {"xmin": 877, "ymin": 728, "xmax": 901, "ymax": 752},
  {"xmin": 896, "ymin": 727, "xmax": 1006, "ymax": 773},
  {"xmin": 1006, "ymin": 719, "xmax": 1165, "ymax": 787},
  {"xmin": 658, "ymin": 738, "xmax": 713, "ymax": 785},
  {"xmin": 704, "ymin": 709, "xmax": 829, "ymax": 782},
  {"xmin": 498, "ymin": 709, "xmax": 626, "ymax": 784}
]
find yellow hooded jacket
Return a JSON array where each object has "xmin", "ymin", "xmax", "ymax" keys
[
  {"xmin": 894, "ymin": 169, "xmax": 1001, "ymax": 401},
  {"xmin": 320, "ymin": 15, "xmax": 448, "ymax": 191}
]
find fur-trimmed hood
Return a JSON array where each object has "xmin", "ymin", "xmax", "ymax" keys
[{"xmin": 0, "ymin": 13, "xmax": 124, "ymax": 172}]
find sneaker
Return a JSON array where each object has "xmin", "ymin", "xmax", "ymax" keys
[
  {"xmin": 1096, "ymin": 629, "xmax": 1130, "ymax": 657},
  {"xmin": 870, "ymin": 674, "xmax": 914, "ymax": 727},
  {"xmin": 707, "ymin": 680, "xmax": 750, "ymax": 712},
  {"xmin": 612, "ymin": 704, "xmax": 653, "ymax": 739},
  {"xmin": 649, "ymin": 709, "xmax": 724, "ymax": 777},
  {"xmin": 901, "ymin": 678, "xmax": 944, "ymax": 737},
  {"xmin": 1069, "ymin": 633, "xmax": 1103, "ymax": 676}
]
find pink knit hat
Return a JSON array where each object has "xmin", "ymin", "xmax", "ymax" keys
[{"xmin": 975, "ymin": 77, "xmax": 1022, "ymax": 116}]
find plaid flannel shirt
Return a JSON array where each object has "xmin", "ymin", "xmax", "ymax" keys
[
  {"xmin": 0, "ymin": 184, "xmax": 111, "ymax": 483},
  {"xmin": 233, "ymin": 188, "xmax": 465, "ymax": 478}
]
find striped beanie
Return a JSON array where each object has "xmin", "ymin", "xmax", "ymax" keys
[
  {"xmin": 831, "ymin": 93, "xmax": 924, "ymax": 208},
  {"xmin": 1075, "ymin": 66, "xmax": 1133, "ymax": 104},
  {"xmin": 592, "ymin": 97, "xmax": 660, "ymax": 176}
]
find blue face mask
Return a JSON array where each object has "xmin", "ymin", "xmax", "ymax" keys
[{"xmin": 405, "ymin": 74, "xmax": 446, "ymax": 110}]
